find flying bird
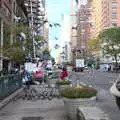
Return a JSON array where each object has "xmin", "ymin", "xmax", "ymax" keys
[
  {"xmin": 49, "ymin": 24, "xmax": 53, "ymax": 27},
  {"xmin": 54, "ymin": 44, "xmax": 60, "ymax": 49},
  {"xmin": 55, "ymin": 37, "xmax": 58, "ymax": 40},
  {"xmin": 54, "ymin": 23, "xmax": 61, "ymax": 27}
]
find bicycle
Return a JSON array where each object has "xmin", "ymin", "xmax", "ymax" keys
[{"xmin": 45, "ymin": 84, "xmax": 61, "ymax": 100}]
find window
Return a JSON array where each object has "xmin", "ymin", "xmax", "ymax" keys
[{"xmin": 112, "ymin": 23, "xmax": 117, "ymax": 26}]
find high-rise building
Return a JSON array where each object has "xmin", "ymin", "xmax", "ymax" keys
[
  {"xmin": 89, "ymin": 0, "xmax": 103, "ymax": 38},
  {"xmin": 24, "ymin": 0, "xmax": 44, "ymax": 34},
  {"xmin": 24, "ymin": 0, "xmax": 46, "ymax": 58},
  {"xmin": 77, "ymin": 4, "xmax": 91, "ymax": 55},
  {"xmin": 111, "ymin": 0, "xmax": 120, "ymax": 26},
  {"xmin": 89, "ymin": 0, "xmax": 120, "ymax": 62},
  {"xmin": 90, "ymin": 0, "xmax": 120, "ymax": 39},
  {"xmin": 70, "ymin": 0, "xmax": 91, "ymax": 61},
  {"xmin": 70, "ymin": 0, "xmax": 78, "ymax": 49}
]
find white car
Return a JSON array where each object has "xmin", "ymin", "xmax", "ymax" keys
[{"xmin": 110, "ymin": 74, "xmax": 120, "ymax": 109}]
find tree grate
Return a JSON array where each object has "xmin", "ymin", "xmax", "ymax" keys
[{"xmin": 21, "ymin": 117, "xmax": 44, "ymax": 120}]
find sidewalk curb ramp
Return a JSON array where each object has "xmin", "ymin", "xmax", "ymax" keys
[
  {"xmin": 77, "ymin": 106, "xmax": 111, "ymax": 120},
  {"xmin": 0, "ymin": 88, "xmax": 23, "ymax": 109}
]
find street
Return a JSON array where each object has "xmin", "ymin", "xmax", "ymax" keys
[
  {"xmin": 72, "ymin": 70, "xmax": 120, "ymax": 120},
  {"xmin": 0, "ymin": 71, "xmax": 120, "ymax": 120}
]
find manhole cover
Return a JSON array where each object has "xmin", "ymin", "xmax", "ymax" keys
[{"xmin": 22, "ymin": 117, "xmax": 44, "ymax": 120}]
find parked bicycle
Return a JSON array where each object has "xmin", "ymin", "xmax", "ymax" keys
[{"xmin": 21, "ymin": 83, "xmax": 61, "ymax": 101}]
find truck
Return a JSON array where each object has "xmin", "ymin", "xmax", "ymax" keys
[{"xmin": 73, "ymin": 59, "xmax": 85, "ymax": 72}]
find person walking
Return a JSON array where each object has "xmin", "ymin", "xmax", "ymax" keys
[{"xmin": 60, "ymin": 67, "xmax": 68, "ymax": 81}]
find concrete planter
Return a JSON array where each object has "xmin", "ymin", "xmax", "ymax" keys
[
  {"xmin": 59, "ymin": 84, "xmax": 71, "ymax": 91},
  {"xmin": 63, "ymin": 96, "xmax": 97, "ymax": 120},
  {"xmin": 47, "ymin": 78, "xmax": 58, "ymax": 86}
]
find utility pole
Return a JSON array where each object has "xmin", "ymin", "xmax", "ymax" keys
[{"xmin": 30, "ymin": 0, "xmax": 36, "ymax": 58}]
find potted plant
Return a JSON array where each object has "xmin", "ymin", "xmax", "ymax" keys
[
  {"xmin": 56, "ymin": 80, "xmax": 71, "ymax": 90},
  {"xmin": 60, "ymin": 85, "xmax": 97, "ymax": 120}
]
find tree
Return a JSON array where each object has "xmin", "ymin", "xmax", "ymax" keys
[
  {"xmin": 4, "ymin": 47, "xmax": 26, "ymax": 64},
  {"xmin": 98, "ymin": 27, "xmax": 120, "ymax": 68},
  {"xmin": 88, "ymin": 38, "xmax": 101, "ymax": 54},
  {"xmin": 2, "ymin": 23, "xmax": 31, "ymax": 65}
]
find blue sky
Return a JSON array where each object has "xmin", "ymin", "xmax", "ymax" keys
[{"xmin": 46, "ymin": 0, "xmax": 71, "ymax": 57}]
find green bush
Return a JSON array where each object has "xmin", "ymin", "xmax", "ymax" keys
[
  {"xmin": 60, "ymin": 86, "xmax": 97, "ymax": 98},
  {"xmin": 56, "ymin": 80, "xmax": 71, "ymax": 85}
]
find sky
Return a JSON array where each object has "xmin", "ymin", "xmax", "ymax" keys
[
  {"xmin": 46, "ymin": 0, "xmax": 87, "ymax": 61},
  {"xmin": 46, "ymin": 0, "xmax": 71, "ymax": 59}
]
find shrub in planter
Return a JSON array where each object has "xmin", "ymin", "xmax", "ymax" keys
[
  {"xmin": 56, "ymin": 80, "xmax": 71, "ymax": 85},
  {"xmin": 56, "ymin": 80, "xmax": 72, "ymax": 91},
  {"xmin": 61, "ymin": 86, "xmax": 97, "ymax": 98},
  {"xmin": 60, "ymin": 86, "xmax": 97, "ymax": 120}
]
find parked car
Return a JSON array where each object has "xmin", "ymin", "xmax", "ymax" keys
[
  {"xmin": 110, "ymin": 74, "xmax": 120, "ymax": 109},
  {"xmin": 84, "ymin": 66, "xmax": 88, "ymax": 70},
  {"xmin": 32, "ymin": 71, "xmax": 44, "ymax": 84}
]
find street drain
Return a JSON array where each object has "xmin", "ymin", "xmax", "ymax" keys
[{"xmin": 21, "ymin": 117, "xmax": 44, "ymax": 120}]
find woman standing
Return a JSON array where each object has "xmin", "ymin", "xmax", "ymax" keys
[{"xmin": 60, "ymin": 67, "xmax": 68, "ymax": 81}]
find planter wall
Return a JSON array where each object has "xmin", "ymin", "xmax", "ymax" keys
[
  {"xmin": 59, "ymin": 85, "xmax": 71, "ymax": 91},
  {"xmin": 47, "ymin": 78, "xmax": 58, "ymax": 86},
  {"xmin": 63, "ymin": 96, "xmax": 97, "ymax": 120}
]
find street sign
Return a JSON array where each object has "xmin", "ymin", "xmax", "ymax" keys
[{"xmin": 76, "ymin": 59, "xmax": 84, "ymax": 68}]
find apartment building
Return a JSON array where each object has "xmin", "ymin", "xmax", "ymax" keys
[
  {"xmin": 89, "ymin": 0, "xmax": 103, "ymax": 38},
  {"xmin": 89, "ymin": 0, "xmax": 120, "ymax": 62},
  {"xmin": 111, "ymin": 0, "xmax": 120, "ymax": 26},
  {"xmin": 90, "ymin": 0, "xmax": 120, "ymax": 38},
  {"xmin": 77, "ymin": 4, "xmax": 91, "ymax": 56},
  {"xmin": 70, "ymin": 0, "xmax": 78, "ymax": 49},
  {"xmin": 24, "ymin": 0, "xmax": 45, "ymax": 36}
]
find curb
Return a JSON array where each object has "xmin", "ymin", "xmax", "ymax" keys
[{"xmin": 0, "ymin": 88, "xmax": 23, "ymax": 109}]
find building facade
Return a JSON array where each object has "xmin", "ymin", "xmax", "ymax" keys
[
  {"xmin": 77, "ymin": 4, "xmax": 91, "ymax": 56},
  {"xmin": 89, "ymin": 0, "xmax": 120, "ymax": 63},
  {"xmin": 90, "ymin": 0, "xmax": 120, "ymax": 40}
]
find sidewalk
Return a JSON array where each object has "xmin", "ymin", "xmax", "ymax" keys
[
  {"xmin": 0, "ymin": 87, "xmax": 111, "ymax": 120},
  {"xmin": 0, "ymin": 98, "xmax": 67, "ymax": 120},
  {"xmin": 0, "ymin": 71, "xmax": 113, "ymax": 120}
]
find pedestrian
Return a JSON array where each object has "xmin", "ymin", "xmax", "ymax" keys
[
  {"xmin": 23, "ymin": 70, "xmax": 34, "ymax": 88},
  {"xmin": 60, "ymin": 67, "xmax": 68, "ymax": 81}
]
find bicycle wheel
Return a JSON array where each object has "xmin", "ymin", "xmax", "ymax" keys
[{"xmin": 46, "ymin": 88, "xmax": 53, "ymax": 100}]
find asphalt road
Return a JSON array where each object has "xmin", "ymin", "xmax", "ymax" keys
[{"xmin": 71, "ymin": 70, "xmax": 120, "ymax": 120}]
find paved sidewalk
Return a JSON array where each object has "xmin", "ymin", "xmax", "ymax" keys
[
  {"xmin": 0, "ymin": 89, "xmax": 111, "ymax": 120},
  {"xmin": 0, "ymin": 71, "xmax": 114, "ymax": 120},
  {"xmin": 0, "ymin": 98, "xmax": 67, "ymax": 120}
]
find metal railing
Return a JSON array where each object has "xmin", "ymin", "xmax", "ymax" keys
[{"xmin": 0, "ymin": 73, "xmax": 23, "ymax": 101}]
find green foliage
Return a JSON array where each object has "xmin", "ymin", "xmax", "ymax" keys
[
  {"xmin": 4, "ymin": 47, "xmax": 26, "ymax": 64},
  {"xmin": 3, "ymin": 23, "xmax": 11, "ymax": 49},
  {"xmin": 98, "ymin": 27, "xmax": 120, "ymax": 56},
  {"xmin": 43, "ymin": 48, "xmax": 50, "ymax": 55},
  {"xmin": 10, "ymin": 23, "xmax": 32, "ymax": 53},
  {"xmin": 60, "ymin": 86, "xmax": 97, "ymax": 98},
  {"xmin": 56, "ymin": 80, "xmax": 71, "ymax": 85},
  {"xmin": 2, "ymin": 22, "xmax": 32, "ymax": 64},
  {"xmin": 88, "ymin": 38, "xmax": 101, "ymax": 53},
  {"xmin": 36, "ymin": 36, "xmax": 44, "ymax": 42}
]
